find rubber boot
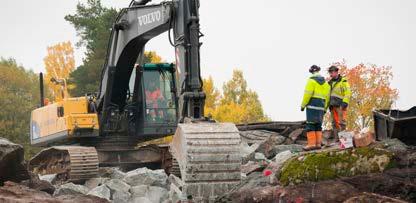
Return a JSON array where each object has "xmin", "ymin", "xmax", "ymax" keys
[
  {"xmin": 315, "ymin": 131, "xmax": 323, "ymax": 149},
  {"xmin": 303, "ymin": 131, "xmax": 317, "ymax": 151}
]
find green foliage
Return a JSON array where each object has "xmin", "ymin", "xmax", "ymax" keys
[
  {"xmin": 204, "ymin": 70, "xmax": 269, "ymax": 123},
  {"xmin": 65, "ymin": 0, "xmax": 118, "ymax": 96},
  {"xmin": 279, "ymin": 147, "xmax": 393, "ymax": 186},
  {"xmin": 0, "ymin": 58, "xmax": 41, "ymax": 159}
]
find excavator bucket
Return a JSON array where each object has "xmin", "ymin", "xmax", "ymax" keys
[{"xmin": 170, "ymin": 122, "xmax": 241, "ymax": 202}]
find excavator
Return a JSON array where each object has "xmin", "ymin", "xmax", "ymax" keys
[{"xmin": 29, "ymin": 0, "xmax": 241, "ymax": 201}]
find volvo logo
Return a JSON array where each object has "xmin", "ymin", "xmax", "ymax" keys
[{"xmin": 138, "ymin": 11, "xmax": 162, "ymax": 27}]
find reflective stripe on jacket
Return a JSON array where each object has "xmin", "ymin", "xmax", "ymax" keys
[
  {"xmin": 329, "ymin": 75, "xmax": 351, "ymax": 105},
  {"xmin": 301, "ymin": 73, "xmax": 331, "ymax": 111}
]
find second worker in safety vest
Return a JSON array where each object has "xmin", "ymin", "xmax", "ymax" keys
[
  {"xmin": 301, "ymin": 65, "xmax": 330, "ymax": 150},
  {"xmin": 328, "ymin": 65, "xmax": 351, "ymax": 140}
]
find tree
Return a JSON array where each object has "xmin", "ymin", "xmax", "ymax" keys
[
  {"xmin": 0, "ymin": 58, "xmax": 41, "ymax": 158},
  {"xmin": 43, "ymin": 41, "xmax": 75, "ymax": 101},
  {"xmin": 329, "ymin": 61, "xmax": 398, "ymax": 130},
  {"xmin": 203, "ymin": 77, "xmax": 220, "ymax": 116},
  {"xmin": 143, "ymin": 51, "xmax": 163, "ymax": 64},
  {"xmin": 65, "ymin": 0, "xmax": 118, "ymax": 96},
  {"xmin": 66, "ymin": 1, "xmax": 165, "ymax": 96},
  {"xmin": 204, "ymin": 70, "xmax": 269, "ymax": 123}
]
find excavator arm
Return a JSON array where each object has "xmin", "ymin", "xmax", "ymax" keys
[{"xmin": 97, "ymin": 0, "xmax": 205, "ymax": 129}]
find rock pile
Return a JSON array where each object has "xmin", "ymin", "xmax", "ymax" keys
[
  {"xmin": 1, "ymin": 129, "xmax": 416, "ymax": 203},
  {"xmin": 50, "ymin": 167, "xmax": 169, "ymax": 203}
]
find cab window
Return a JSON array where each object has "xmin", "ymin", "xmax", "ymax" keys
[{"xmin": 143, "ymin": 70, "xmax": 176, "ymax": 123}]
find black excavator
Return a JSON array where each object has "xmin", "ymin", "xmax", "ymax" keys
[{"xmin": 29, "ymin": 0, "xmax": 241, "ymax": 201}]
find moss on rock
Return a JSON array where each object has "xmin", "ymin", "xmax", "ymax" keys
[{"xmin": 278, "ymin": 147, "xmax": 394, "ymax": 186}]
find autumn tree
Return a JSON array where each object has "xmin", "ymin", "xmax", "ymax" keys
[
  {"xmin": 143, "ymin": 51, "xmax": 163, "ymax": 63},
  {"xmin": 203, "ymin": 77, "xmax": 220, "ymax": 116},
  {"xmin": 43, "ymin": 41, "xmax": 75, "ymax": 101},
  {"xmin": 328, "ymin": 61, "xmax": 398, "ymax": 130},
  {"xmin": 204, "ymin": 70, "xmax": 269, "ymax": 123},
  {"xmin": 0, "ymin": 58, "xmax": 41, "ymax": 158}
]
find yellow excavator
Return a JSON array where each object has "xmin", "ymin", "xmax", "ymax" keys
[{"xmin": 29, "ymin": 0, "xmax": 241, "ymax": 201}]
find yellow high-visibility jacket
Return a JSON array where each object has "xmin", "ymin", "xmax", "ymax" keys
[
  {"xmin": 329, "ymin": 75, "xmax": 351, "ymax": 106},
  {"xmin": 301, "ymin": 73, "xmax": 331, "ymax": 111}
]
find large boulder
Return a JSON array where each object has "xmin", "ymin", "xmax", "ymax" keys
[
  {"xmin": 53, "ymin": 182, "xmax": 89, "ymax": 196},
  {"xmin": 130, "ymin": 185, "xmax": 168, "ymax": 203},
  {"xmin": 279, "ymin": 146, "xmax": 394, "ymax": 185},
  {"xmin": 87, "ymin": 185, "xmax": 111, "ymax": 201},
  {"xmin": 0, "ymin": 137, "xmax": 29, "ymax": 185},
  {"xmin": 123, "ymin": 168, "xmax": 167, "ymax": 188}
]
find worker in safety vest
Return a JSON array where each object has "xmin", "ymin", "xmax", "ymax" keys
[
  {"xmin": 328, "ymin": 65, "xmax": 351, "ymax": 140},
  {"xmin": 301, "ymin": 65, "xmax": 330, "ymax": 150}
]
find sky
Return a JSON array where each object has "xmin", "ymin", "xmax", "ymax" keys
[{"xmin": 0, "ymin": 0, "xmax": 415, "ymax": 121}]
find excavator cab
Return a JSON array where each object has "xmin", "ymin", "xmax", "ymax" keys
[{"xmin": 128, "ymin": 63, "xmax": 178, "ymax": 138}]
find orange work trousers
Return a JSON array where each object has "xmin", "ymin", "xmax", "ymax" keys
[{"xmin": 331, "ymin": 106, "xmax": 347, "ymax": 131}]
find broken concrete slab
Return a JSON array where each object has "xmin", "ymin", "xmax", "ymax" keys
[
  {"xmin": 123, "ymin": 168, "xmax": 167, "ymax": 188},
  {"xmin": 104, "ymin": 179, "xmax": 130, "ymax": 194},
  {"xmin": 87, "ymin": 185, "xmax": 111, "ymax": 201},
  {"xmin": 53, "ymin": 182, "xmax": 89, "ymax": 196}
]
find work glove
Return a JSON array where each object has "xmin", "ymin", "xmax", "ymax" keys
[
  {"xmin": 341, "ymin": 102, "xmax": 348, "ymax": 109},
  {"xmin": 301, "ymin": 107, "xmax": 305, "ymax": 112}
]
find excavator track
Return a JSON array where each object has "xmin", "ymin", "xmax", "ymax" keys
[
  {"xmin": 170, "ymin": 122, "xmax": 241, "ymax": 202},
  {"xmin": 29, "ymin": 146, "xmax": 99, "ymax": 183}
]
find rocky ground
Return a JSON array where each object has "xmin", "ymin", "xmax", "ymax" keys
[{"xmin": 1, "ymin": 129, "xmax": 416, "ymax": 203}]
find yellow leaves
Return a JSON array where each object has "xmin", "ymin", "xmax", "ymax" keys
[
  {"xmin": 203, "ymin": 70, "xmax": 269, "ymax": 124},
  {"xmin": 203, "ymin": 77, "xmax": 220, "ymax": 110},
  {"xmin": 43, "ymin": 41, "xmax": 75, "ymax": 101},
  {"xmin": 144, "ymin": 51, "xmax": 162, "ymax": 63}
]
